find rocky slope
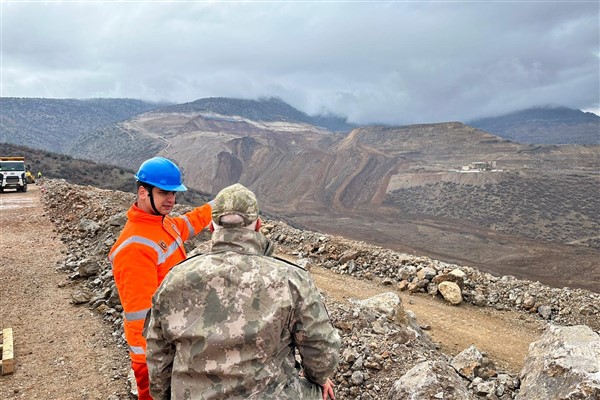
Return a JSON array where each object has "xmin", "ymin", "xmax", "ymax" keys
[{"xmin": 40, "ymin": 179, "xmax": 599, "ymax": 399}]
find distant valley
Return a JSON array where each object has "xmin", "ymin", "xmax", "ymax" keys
[{"xmin": 1, "ymin": 97, "xmax": 598, "ymax": 291}]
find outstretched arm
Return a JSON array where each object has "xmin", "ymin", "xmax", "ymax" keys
[{"xmin": 178, "ymin": 203, "xmax": 212, "ymax": 240}]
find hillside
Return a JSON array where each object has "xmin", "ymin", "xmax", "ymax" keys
[
  {"xmin": 0, "ymin": 97, "xmax": 166, "ymax": 152},
  {"xmin": 468, "ymin": 106, "xmax": 600, "ymax": 145},
  {"xmin": 385, "ymin": 171, "xmax": 600, "ymax": 249}
]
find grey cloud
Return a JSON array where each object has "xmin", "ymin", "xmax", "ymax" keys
[{"xmin": 2, "ymin": 1, "xmax": 598, "ymax": 124}]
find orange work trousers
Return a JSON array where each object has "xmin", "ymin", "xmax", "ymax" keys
[{"xmin": 132, "ymin": 361, "xmax": 152, "ymax": 400}]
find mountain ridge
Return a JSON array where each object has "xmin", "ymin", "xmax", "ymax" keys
[
  {"xmin": 468, "ymin": 105, "xmax": 599, "ymax": 144},
  {"xmin": 0, "ymin": 97, "xmax": 168, "ymax": 152},
  {"xmin": 2, "ymin": 97, "xmax": 597, "ymax": 147},
  {"xmin": 157, "ymin": 96, "xmax": 356, "ymax": 132}
]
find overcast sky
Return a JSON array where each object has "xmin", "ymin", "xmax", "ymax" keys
[{"xmin": 1, "ymin": 1, "xmax": 598, "ymax": 125}]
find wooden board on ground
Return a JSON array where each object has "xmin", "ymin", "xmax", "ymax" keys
[{"xmin": 1, "ymin": 327, "xmax": 15, "ymax": 375}]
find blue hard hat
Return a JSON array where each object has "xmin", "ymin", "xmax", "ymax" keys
[{"xmin": 134, "ymin": 157, "xmax": 187, "ymax": 191}]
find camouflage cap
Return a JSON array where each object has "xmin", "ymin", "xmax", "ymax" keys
[{"xmin": 211, "ymin": 183, "xmax": 259, "ymax": 228}]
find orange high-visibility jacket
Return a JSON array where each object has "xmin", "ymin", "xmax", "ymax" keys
[{"xmin": 109, "ymin": 202, "xmax": 212, "ymax": 363}]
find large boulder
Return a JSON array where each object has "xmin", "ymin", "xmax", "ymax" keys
[
  {"xmin": 438, "ymin": 281, "xmax": 463, "ymax": 305},
  {"xmin": 516, "ymin": 324, "xmax": 600, "ymax": 400},
  {"xmin": 451, "ymin": 345, "xmax": 484, "ymax": 380},
  {"xmin": 349, "ymin": 292, "xmax": 434, "ymax": 346},
  {"xmin": 388, "ymin": 360, "xmax": 475, "ymax": 399},
  {"xmin": 349, "ymin": 292, "xmax": 405, "ymax": 323}
]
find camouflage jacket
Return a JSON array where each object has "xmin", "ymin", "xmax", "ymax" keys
[{"xmin": 144, "ymin": 228, "xmax": 341, "ymax": 400}]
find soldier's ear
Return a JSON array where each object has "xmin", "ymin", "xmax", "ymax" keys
[
  {"xmin": 209, "ymin": 222, "xmax": 215, "ymax": 232},
  {"xmin": 255, "ymin": 218, "xmax": 262, "ymax": 232}
]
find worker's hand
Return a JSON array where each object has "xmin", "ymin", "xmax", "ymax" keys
[{"xmin": 321, "ymin": 378, "xmax": 335, "ymax": 400}]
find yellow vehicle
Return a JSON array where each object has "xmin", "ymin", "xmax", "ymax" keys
[
  {"xmin": 26, "ymin": 170, "xmax": 36, "ymax": 184},
  {"xmin": 0, "ymin": 156, "xmax": 30, "ymax": 192}
]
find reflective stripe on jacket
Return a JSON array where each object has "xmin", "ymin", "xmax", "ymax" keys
[{"xmin": 109, "ymin": 202, "xmax": 212, "ymax": 363}]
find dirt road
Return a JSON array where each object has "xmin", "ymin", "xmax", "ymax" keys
[
  {"xmin": 0, "ymin": 186, "xmax": 544, "ymax": 399},
  {"xmin": 0, "ymin": 185, "xmax": 130, "ymax": 399},
  {"xmin": 310, "ymin": 267, "xmax": 545, "ymax": 374}
]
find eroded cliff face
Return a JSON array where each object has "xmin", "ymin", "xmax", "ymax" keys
[{"xmin": 170, "ymin": 121, "xmax": 522, "ymax": 213}]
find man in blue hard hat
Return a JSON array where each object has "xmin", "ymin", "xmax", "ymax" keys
[{"xmin": 108, "ymin": 156, "xmax": 213, "ymax": 400}]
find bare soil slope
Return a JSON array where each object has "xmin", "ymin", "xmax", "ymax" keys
[{"xmin": 1, "ymin": 185, "xmax": 546, "ymax": 399}]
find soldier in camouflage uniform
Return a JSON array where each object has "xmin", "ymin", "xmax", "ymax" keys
[{"xmin": 144, "ymin": 183, "xmax": 341, "ymax": 400}]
